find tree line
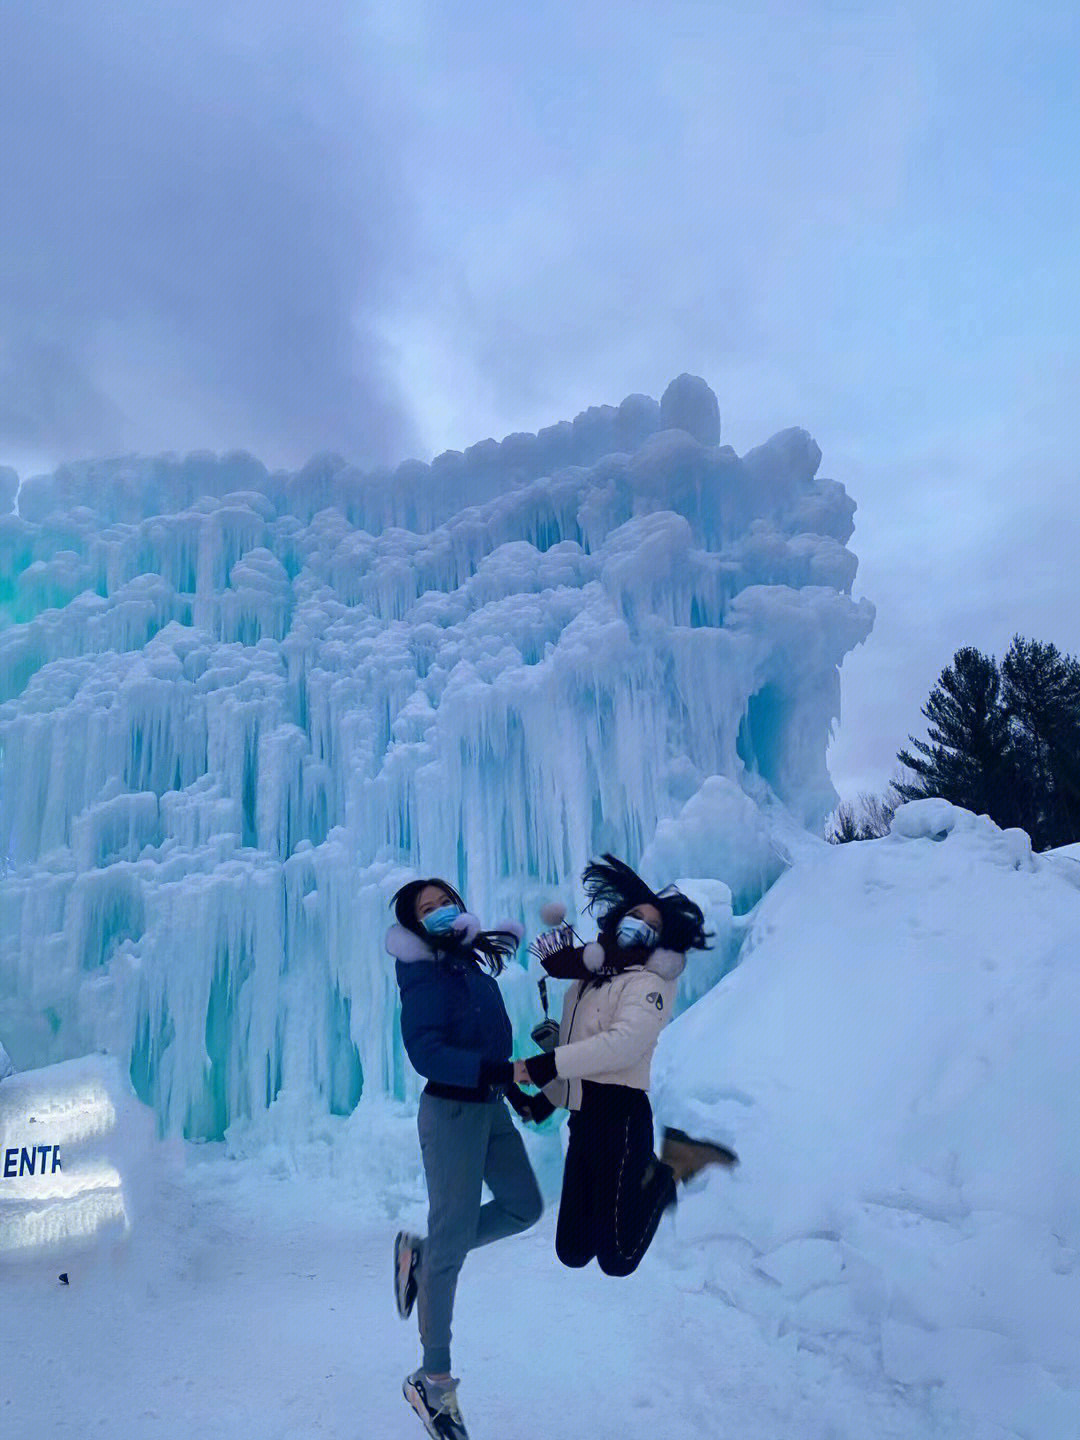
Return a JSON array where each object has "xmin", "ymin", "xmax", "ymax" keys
[{"xmin": 829, "ymin": 636, "xmax": 1080, "ymax": 850}]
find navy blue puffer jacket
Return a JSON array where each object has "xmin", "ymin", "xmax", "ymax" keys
[{"xmin": 387, "ymin": 921, "xmax": 516, "ymax": 1090}]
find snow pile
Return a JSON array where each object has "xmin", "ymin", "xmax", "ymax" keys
[
  {"xmin": 0, "ymin": 1052, "xmax": 159, "ymax": 1264},
  {"xmin": 655, "ymin": 800, "xmax": 1080, "ymax": 1438},
  {"xmin": 0, "ymin": 376, "xmax": 873, "ymax": 1138}
]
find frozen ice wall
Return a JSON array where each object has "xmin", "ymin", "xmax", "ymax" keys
[{"xmin": 0, "ymin": 375, "xmax": 873, "ymax": 1138}]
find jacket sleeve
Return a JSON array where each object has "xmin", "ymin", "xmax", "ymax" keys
[
  {"xmin": 552, "ymin": 972, "xmax": 670, "ymax": 1081},
  {"xmin": 540, "ymin": 976, "xmax": 579, "ymax": 1107},
  {"xmin": 395, "ymin": 961, "xmax": 483, "ymax": 1089}
]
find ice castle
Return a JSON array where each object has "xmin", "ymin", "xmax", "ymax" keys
[{"xmin": 0, "ymin": 376, "xmax": 873, "ymax": 1139}]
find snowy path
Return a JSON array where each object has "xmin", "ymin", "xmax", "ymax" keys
[{"xmin": 3, "ymin": 1152, "xmax": 943, "ymax": 1440}]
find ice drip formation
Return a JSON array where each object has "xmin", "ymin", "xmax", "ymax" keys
[{"xmin": 0, "ymin": 376, "xmax": 874, "ymax": 1138}]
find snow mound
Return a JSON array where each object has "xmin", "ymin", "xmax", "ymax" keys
[
  {"xmin": 655, "ymin": 803, "xmax": 1080, "ymax": 1438},
  {"xmin": 0, "ymin": 1053, "xmax": 160, "ymax": 1265}
]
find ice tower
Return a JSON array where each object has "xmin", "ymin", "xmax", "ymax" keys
[{"xmin": 0, "ymin": 376, "xmax": 873, "ymax": 1138}]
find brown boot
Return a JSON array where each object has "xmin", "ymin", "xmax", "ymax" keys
[{"xmin": 661, "ymin": 1127, "xmax": 739, "ymax": 1184}]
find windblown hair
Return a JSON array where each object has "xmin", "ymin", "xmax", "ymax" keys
[
  {"xmin": 582, "ymin": 853, "xmax": 711, "ymax": 954},
  {"xmin": 390, "ymin": 877, "xmax": 518, "ymax": 976}
]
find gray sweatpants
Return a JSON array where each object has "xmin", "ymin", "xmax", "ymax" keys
[{"xmin": 416, "ymin": 1091, "xmax": 543, "ymax": 1374}]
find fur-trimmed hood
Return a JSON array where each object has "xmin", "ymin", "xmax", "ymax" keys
[{"xmin": 386, "ymin": 916, "xmax": 525, "ymax": 964}]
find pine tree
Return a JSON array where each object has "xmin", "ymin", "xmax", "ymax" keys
[
  {"xmin": 826, "ymin": 802, "xmax": 861, "ymax": 843},
  {"xmin": 1000, "ymin": 636, "xmax": 1080, "ymax": 848},
  {"xmin": 895, "ymin": 647, "xmax": 1012, "ymax": 817},
  {"xmin": 859, "ymin": 788, "xmax": 899, "ymax": 838},
  {"xmin": 826, "ymin": 787, "xmax": 900, "ymax": 843}
]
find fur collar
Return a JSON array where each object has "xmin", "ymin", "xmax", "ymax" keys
[
  {"xmin": 386, "ymin": 916, "xmax": 524, "ymax": 964},
  {"xmin": 386, "ymin": 923, "xmax": 439, "ymax": 963},
  {"xmin": 644, "ymin": 947, "xmax": 687, "ymax": 980}
]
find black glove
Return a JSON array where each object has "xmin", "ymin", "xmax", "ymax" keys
[
  {"xmin": 523, "ymin": 1051, "xmax": 558, "ymax": 1089},
  {"xmin": 505, "ymin": 1082, "xmax": 532, "ymax": 1119},
  {"xmin": 506, "ymin": 1083, "xmax": 556, "ymax": 1124},
  {"xmin": 524, "ymin": 1090, "xmax": 556, "ymax": 1123}
]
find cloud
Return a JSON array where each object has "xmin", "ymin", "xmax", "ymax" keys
[
  {"xmin": 826, "ymin": 363, "xmax": 1080, "ymax": 801},
  {"xmin": 0, "ymin": 1, "xmax": 419, "ymax": 468},
  {"xmin": 0, "ymin": 336, "xmax": 125, "ymax": 454},
  {"xmin": 376, "ymin": 0, "xmax": 926, "ymax": 452},
  {"xmin": 3, "ymin": 0, "xmax": 1077, "ymax": 820}
]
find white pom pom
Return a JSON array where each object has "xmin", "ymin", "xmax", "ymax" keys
[
  {"xmin": 540, "ymin": 900, "xmax": 566, "ymax": 926},
  {"xmin": 494, "ymin": 919, "xmax": 525, "ymax": 943},
  {"xmin": 583, "ymin": 942, "xmax": 605, "ymax": 972},
  {"xmin": 452, "ymin": 912, "xmax": 482, "ymax": 943}
]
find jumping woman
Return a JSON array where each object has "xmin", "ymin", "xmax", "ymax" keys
[
  {"xmin": 388, "ymin": 877, "xmax": 544, "ymax": 1440},
  {"xmin": 515, "ymin": 854, "xmax": 736, "ymax": 1277}
]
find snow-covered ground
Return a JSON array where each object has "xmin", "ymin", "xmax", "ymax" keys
[
  {"xmin": 3, "ymin": 1138, "xmax": 933, "ymax": 1440},
  {"xmin": 5, "ymin": 799, "xmax": 1079, "ymax": 1440},
  {"xmin": 657, "ymin": 800, "xmax": 1080, "ymax": 1440}
]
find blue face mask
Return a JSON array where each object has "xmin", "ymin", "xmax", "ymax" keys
[
  {"xmin": 422, "ymin": 904, "xmax": 461, "ymax": 936},
  {"xmin": 616, "ymin": 916, "xmax": 659, "ymax": 950}
]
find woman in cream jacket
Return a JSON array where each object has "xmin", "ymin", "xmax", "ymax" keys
[{"xmin": 515, "ymin": 855, "xmax": 735, "ymax": 1277}]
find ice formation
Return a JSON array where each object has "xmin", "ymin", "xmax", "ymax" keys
[{"xmin": 0, "ymin": 375, "xmax": 873, "ymax": 1138}]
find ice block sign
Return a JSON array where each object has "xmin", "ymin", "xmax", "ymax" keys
[{"xmin": 0, "ymin": 1053, "xmax": 154, "ymax": 1262}]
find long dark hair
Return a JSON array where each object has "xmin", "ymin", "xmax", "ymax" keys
[
  {"xmin": 582, "ymin": 853, "xmax": 711, "ymax": 954},
  {"xmin": 391, "ymin": 877, "xmax": 518, "ymax": 976}
]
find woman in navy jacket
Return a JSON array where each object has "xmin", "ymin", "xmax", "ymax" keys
[{"xmin": 388, "ymin": 877, "xmax": 543, "ymax": 1440}]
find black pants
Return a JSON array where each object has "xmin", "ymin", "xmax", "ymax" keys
[{"xmin": 555, "ymin": 1080, "xmax": 676, "ymax": 1277}]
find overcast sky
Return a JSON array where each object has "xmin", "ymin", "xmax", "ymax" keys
[{"xmin": 2, "ymin": 0, "xmax": 1078, "ymax": 799}]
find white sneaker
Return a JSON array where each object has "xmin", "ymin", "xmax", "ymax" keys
[{"xmin": 403, "ymin": 1369, "xmax": 469, "ymax": 1440}]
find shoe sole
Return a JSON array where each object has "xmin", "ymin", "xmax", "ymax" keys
[
  {"xmin": 402, "ymin": 1378, "xmax": 444, "ymax": 1440},
  {"xmin": 394, "ymin": 1232, "xmax": 418, "ymax": 1319}
]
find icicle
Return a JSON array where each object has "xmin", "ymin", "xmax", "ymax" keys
[{"xmin": 0, "ymin": 379, "xmax": 874, "ymax": 1139}]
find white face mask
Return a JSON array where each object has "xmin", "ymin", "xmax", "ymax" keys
[{"xmin": 616, "ymin": 916, "xmax": 659, "ymax": 949}]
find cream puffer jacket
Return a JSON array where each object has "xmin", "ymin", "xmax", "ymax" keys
[{"xmin": 542, "ymin": 947, "xmax": 685, "ymax": 1111}]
